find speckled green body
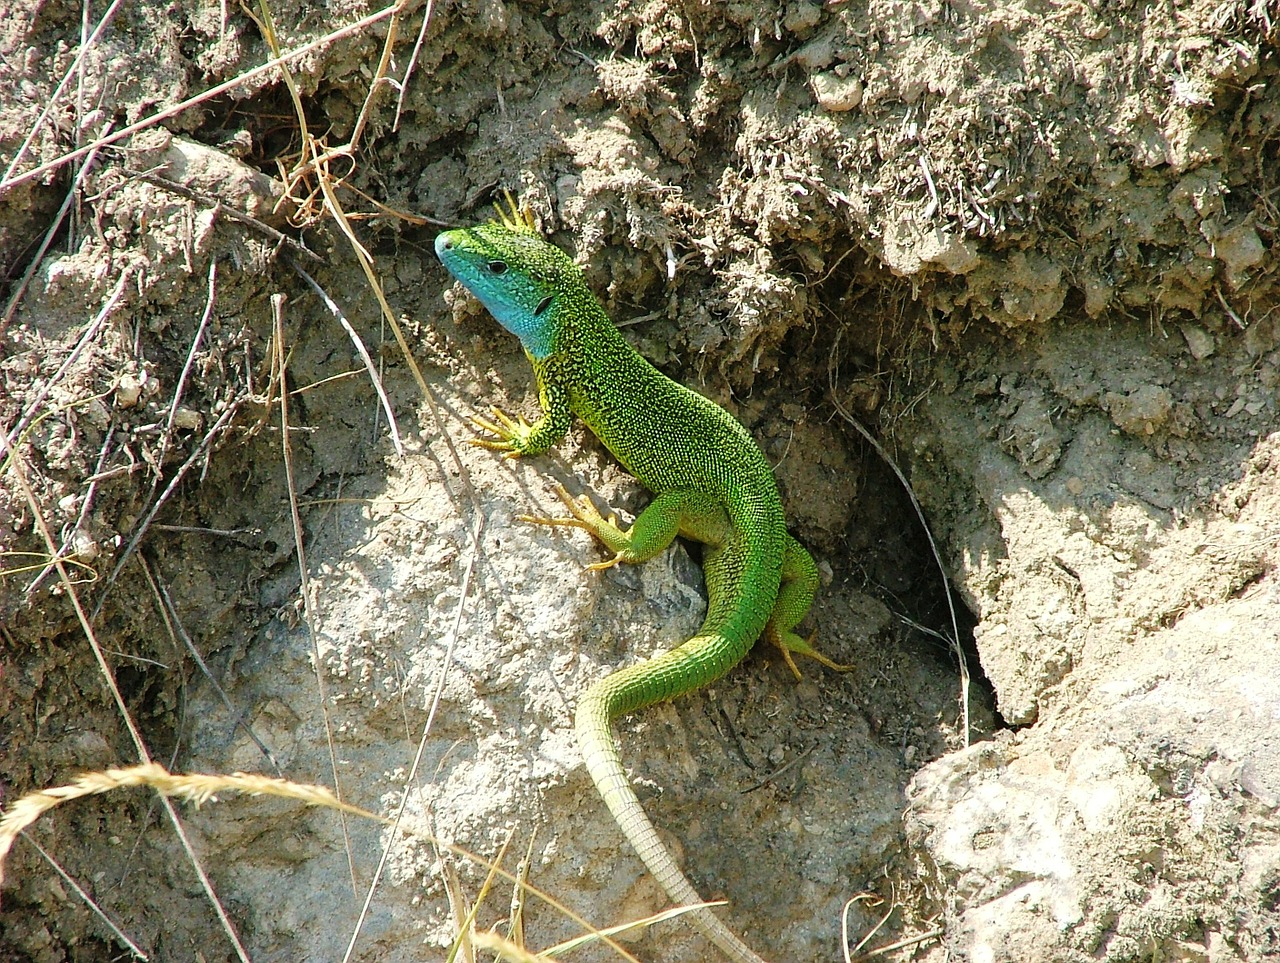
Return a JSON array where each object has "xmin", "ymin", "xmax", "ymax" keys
[
  {"xmin": 436, "ymin": 213, "xmax": 825, "ymax": 963},
  {"xmin": 536, "ymin": 295, "xmax": 788, "ymax": 675}
]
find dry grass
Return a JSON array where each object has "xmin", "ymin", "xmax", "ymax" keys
[{"xmin": 0, "ymin": 763, "xmax": 715, "ymax": 962}]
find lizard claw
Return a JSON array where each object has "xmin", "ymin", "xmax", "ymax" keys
[
  {"xmin": 585, "ymin": 552, "xmax": 625, "ymax": 572},
  {"xmin": 769, "ymin": 627, "xmax": 852, "ymax": 679},
  {"xmin": 518, "ymin": 483, "xmax": 634, "ymax": 569},
  {"xmin": 469, "ymin": 406, "xmax": 535, "ymax": 456}
]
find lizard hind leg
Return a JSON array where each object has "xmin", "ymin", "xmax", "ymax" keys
[
  {"xmin": 766, "ymin": 534, "xmax": 853, "ymax": 679},
  {"xmin": 520, "ymin": 484, "xmax": 730, "ymax": 572},
  {"xmin": 517, "ymin": 482, "xmax": 630, "ymax": 569}
]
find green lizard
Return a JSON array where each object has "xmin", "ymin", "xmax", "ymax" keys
[{"xmin": 434, "ymin": 201, "xmax": 849, "ymax": 963}]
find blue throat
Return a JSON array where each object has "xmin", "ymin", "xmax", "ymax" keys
[{"xmin": 481, "ymin": 297, "xmax": 555, "ymax": 360}]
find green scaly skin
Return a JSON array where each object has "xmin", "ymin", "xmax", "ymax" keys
[{"xmin": 435, "ymin": 204, "xmax": 848, "ymax": 963}]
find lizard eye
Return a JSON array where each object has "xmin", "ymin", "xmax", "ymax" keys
[
  {"xmin": 534, "ymin": 295, "xmax": 553, "ymax": 316},
  {"xmin": 487, "ymin": 260, "xmax": 508, "ymax": 275}
]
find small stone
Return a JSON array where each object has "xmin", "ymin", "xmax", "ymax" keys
[
  {"xmin": 811, "ymin": 71, "xmax": 863, "ymax": 112},
  {"xmin": 1180, "ymin": 324, "xmax": 1215, "ymax": 360},
  {"xmin": 1106, "ymin": 385, "xmax": 1173, "ymax": 435},
  {"xmin": 783, "ymin": 1, "xmax": 822, "ymax": 34},
  {"xmin": 71, "ymin": 529, "xmax": 99, "ymax": 561},
  {"xmin": 83, "ymin": 397, "xmax": 111, "ymax": 429},
  {"xmin": 1215, "ymin": 221, "xmax": 1264, "ymax": 287},
  {"xmin": 794, "ymin": 37, "xmax": 835, "ymax": 71},
  {"xmin": 116, "ymin": 372, "xmax": 144, "ymax": 407}
]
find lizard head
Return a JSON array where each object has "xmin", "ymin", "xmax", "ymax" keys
[{"xmin": 435, "ymin": 202, "xmax": 578, "ymax": 360}]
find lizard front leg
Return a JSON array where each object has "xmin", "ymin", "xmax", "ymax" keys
[{"xmin": 469, "ymin": 355, "xmax": 572, "ymax": 457}]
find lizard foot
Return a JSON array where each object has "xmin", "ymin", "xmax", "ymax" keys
[
  {"xmin": 469, "ymin": 406, "xmax": 534, "ymax": 458},
  {"xmin": 517, "ymin": 483, "xmax": 632, "ymax": 567},
  {"xmin": 769, "ymin": 627, "xmax": 853, "ymax": 680}
]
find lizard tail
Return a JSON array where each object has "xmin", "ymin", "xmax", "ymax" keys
[{"xmin": 575, "ymin": 637, "xmax": 774, "ymax": 963}]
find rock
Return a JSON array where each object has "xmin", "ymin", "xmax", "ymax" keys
[
  {"xmin": 811, "ymin": 71, "xmax": 863, "ymax": 111},
  {"xmin": 908, "ymin": 595, "xmax": 1280, "ymax": 963},
  {"xmin": 1106, "ymin": 385, "xmax": 1173, "ymax": 435}
]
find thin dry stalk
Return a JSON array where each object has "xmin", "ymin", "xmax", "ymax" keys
[
  {"xmin": 442, "ymin": 861, "xmax": 476, "ymax": 963},
  {"xmin": 394, "ymin": 0, "xmax": 437, "ymax": 131},
  {"xmin": 443, "ymin": 829, "xmax": 515, "ymax": 963},
  {"xmin": 508, "ymin": 832, "xmax": 538, "ymax": 950},
  {"xmin": 243, "ymin": 0, "xmax": 312, "ymax": 150},
  {"xmin": 22, "ymin": 834, "xmax": 149, "ymax": 959},
  {"xmin": 843, "ymin": 890, "xmax": 889, "ymax": 959},
  {"xmin": 272, "ymin": 293, "xmax": 359, "ymax": 895},
  {"xmin": 0, "ymin": 765, "xmax": 349, "ymax": 876},
  {"xmin": 541, "ymin": 903, "xmax": 727, "ymax": 957},
  {"xmin": 332, "ymin": 181, "xmax": 455, "ymax": 228},
  {"xmin": 471, "ymin": 931, "xmax": 546, "ymax": 963},
  {"xmin": 350, "ymin": 0, "xmax": 412, "ymax": 151},
  {"xmin": 849, "ymin": 927, "xmax": 945, "ymax": 961},
  {"xmin": 287, "ymin": 258, "xmax": 403, "ymax": 454},
  {"xmin": 312, "ymin": 152, "xmax": 430, "ymax": 402},
  {"xmin": 154, "ymin": 258, "xmax": 217, "ymax": 473}
]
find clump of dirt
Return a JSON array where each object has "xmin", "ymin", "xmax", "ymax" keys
[{"xmin": 2, "ymin": 1, "xmax": 1277, "ymax": 961}]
